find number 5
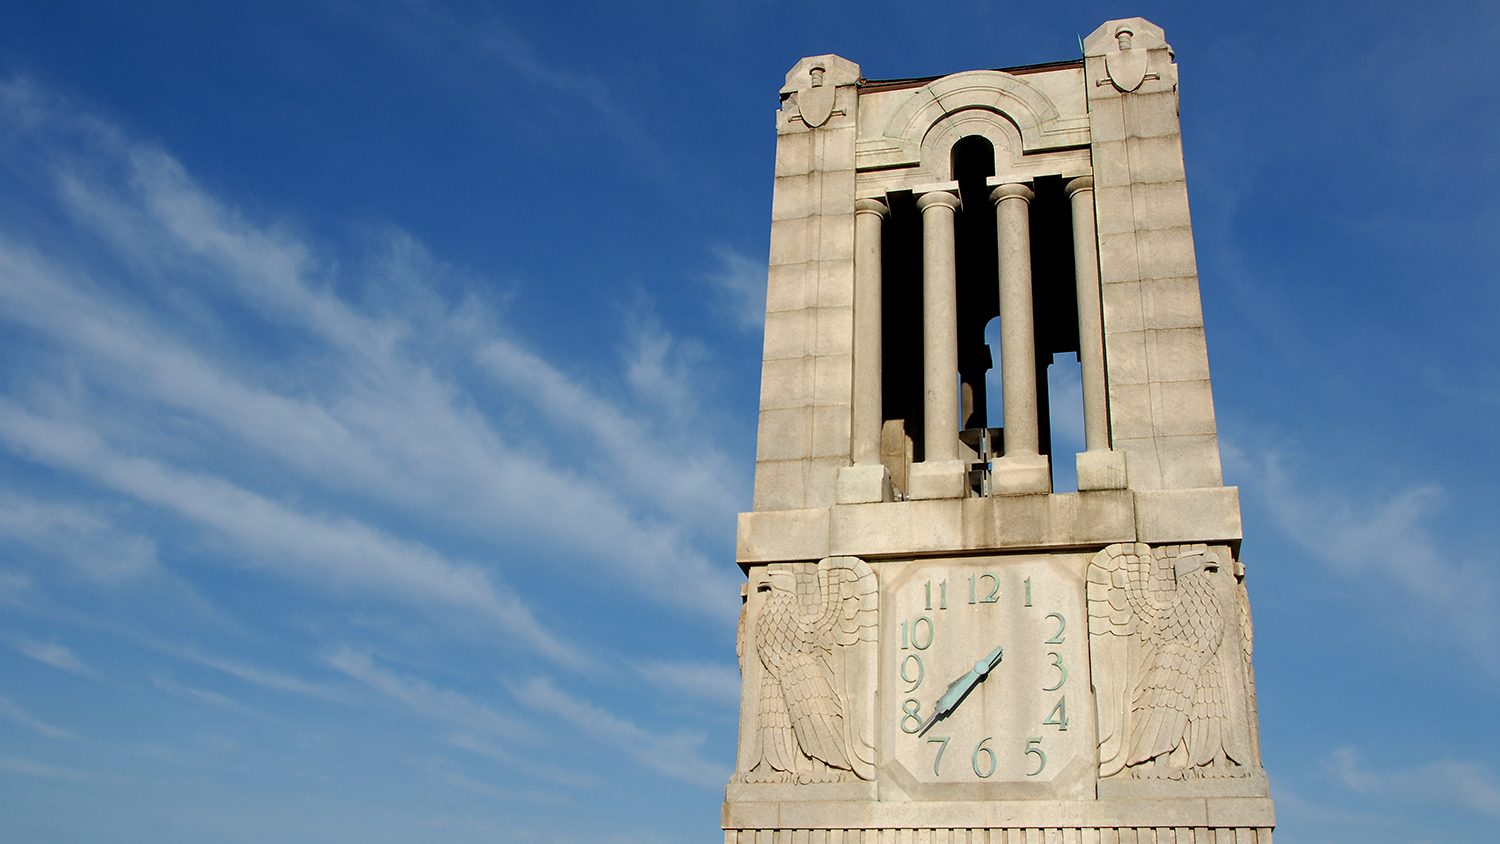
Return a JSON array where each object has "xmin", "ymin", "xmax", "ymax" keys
[{"xmin": 1025, "ymin": 736, "xmax": 1046, "ymax": 776}]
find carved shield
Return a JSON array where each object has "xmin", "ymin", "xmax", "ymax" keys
[
  {"xmin": 797, "ymin": 85, "xmax": 836, "ymax": 129},
  {"xmin": 1105, "ymin": 48, "xmax": 1148, "ymax": 93}
]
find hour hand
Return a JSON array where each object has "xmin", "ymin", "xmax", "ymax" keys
[{"xmin": 916, "ymin": 644, "xmax": 1003, "ymax": 736}]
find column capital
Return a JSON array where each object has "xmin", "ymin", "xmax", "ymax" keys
[
  {"xmin": 1065, "ymin": 175, "xmax": 1095, "ymax": 197},
  {"xmin": 989, "ymin": 182, "xmax": 1035, "ymax": 205},
  {"xmin": 854, "ymin": 197, "xmax": 890, "ymax": 218},
  {"xmin": 915, "ymin": 189, "xmax": 961, "ymax": 213}
]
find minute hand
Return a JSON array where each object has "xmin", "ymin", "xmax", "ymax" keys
[{"xmin": 916, "ymin": 644, "xmax": 1004, "ymax": 737}]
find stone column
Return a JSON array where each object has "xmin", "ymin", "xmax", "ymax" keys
[
  {"xmin": 989, "ymin": 181, "xmax": 1051, "ymax": 494},
  {"xmin": 837, "ymin": 197, "xmax": 893, "ymax": 503},
  {"xmin": 907, "ymin": 185, "xmax": 967, "ymax": 500},
  {"xmin": 1067, "ymin": 176, "xmax": 1127, "ymax": 489}
]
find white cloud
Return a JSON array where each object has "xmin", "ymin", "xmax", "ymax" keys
[
  {"xmin": 704, "ymin": 245, "xmax": 766, "ymax": 333},
  {"xmin": 136, "ymin": 636, "xmax": 345, "ymax": 702},
  {"xmin": 1225, "ymin": 441, "xmax": 1498, "ymax": 663},
  {"xmin": 0, "ymin": 694, "xmax": 76, "ymax": 740},
  {"xmin": 150, "ymin": 675, "xmax": 275, "ymax": 723},
  {"xmin": 0, "ymin": 489, "xmax": 158, "ymax": 585},
  {"xmin": 0, "ymin": 754, "xmax": 88, "ymax": 781},
  {"xmin": 1333, "ymin": 746, "xmax": 1500, "ymax": 817},
  {"xmin": 325, "ymin": 647, "xmax": 531, "ymax": 743},
  {"xmin": 11, "ymin": 639, "xmax": 97, "ymax": 679},
  {"xmin": 511, "ymin": 675, "xmax": 728, "ymax": 788},
  {"xmin": 635, "ymin": 659, "xmax": 740, "ymax": 709}
]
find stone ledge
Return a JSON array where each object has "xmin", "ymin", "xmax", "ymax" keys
[{"xmin": 722, "ymin": 796, "xmax": 1275, "ymax": 830}]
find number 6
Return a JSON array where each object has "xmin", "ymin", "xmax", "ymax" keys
[{"xmin": 1025, "ymin": 736, "xmax": 1046, "ymax": 776}]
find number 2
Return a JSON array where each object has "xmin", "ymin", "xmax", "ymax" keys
[{"xmin": 1044, "ymin": 612, "xmax": 1065, "ymax": 644}]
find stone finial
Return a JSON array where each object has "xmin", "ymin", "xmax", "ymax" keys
[
  {"xmin": 1084, "ymin": 17, "xmax": 1169, "ymax": 93},
  {"xmin": 780, "ymin": 54, "xmax": 860, "ymax": 129}
]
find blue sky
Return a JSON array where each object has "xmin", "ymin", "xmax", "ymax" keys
[{"xmin": 0, "ymin": 1, "xmax": 1495, "ymax": 841}]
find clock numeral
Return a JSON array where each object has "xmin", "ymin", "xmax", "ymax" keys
[
  {"xmin": 1044, "ymin": 612, "xmax": 1066, "ymax": 645},
  {"xmin": 966, "ymin": 572, "xmax": 999, "ymax": 604},
  {"xmin": 899, "ymin": 616, "xmax": 934, "ymax": 651},
  {"xmin": 1023, "ymin": 576, "xmax": 1033, "ymax": 607},
  {"xmin": 1042, "ymin": 651, "xmax": 1067, "ymax": 692},
  {"xmin": 900, "ymin": 653, "xmax": 924, "ymax": 693},
  {"xmin": 971, "ymin": 736, "xmax": 996, "ymax": 778},
  {"xmin": 924, "ymin": 578, "xmax": 947, "ymax": 611},
  {"xmin": 1043, "ymin": 695, "xmax": 1069, "ymax": 731},
  {"xmin": 1025, "ymin": 737, "xmax": 1047, "ymax": 776},
  {"xmin": 927, "ymin": 735, "xmax": 950, "ymax": 775},
  {"xmin": 900, "ymin": 699, "xmax": 924, "ymax": 734}
]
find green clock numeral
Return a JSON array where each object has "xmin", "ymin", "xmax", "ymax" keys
[
  {"xmin": 966, "ymin": 572, "xmax": 999, "ymax": 604},
  {"xmin": 900, "ymin": 653, "xmax": 924, "ymax": 693},
  {"xmin": 900, "ymin": 616, "xmax": 934, "ymax": 651},
  {"xmin": 925, "ymin": 578, "xmax": 947, "ymax": 611},
  {"xmin": 1044, "ymin": 612, "xmax": 1065, "ymax": 644},
  {"xmin": 1025, "ymin": 737, "xmax": 1046, "ymax": 776},
  {"xmin": 1042, "ymin": 651, "xmax": 1067, "ymax": 692},
  {"xmin": 1024, "ymin": 576, "xmax": 1033, "ymax": 607},
  {"xmin": 927, "ymin": 735, "xmax": 950, "ymax": 775},
  {"xmin": 971, "ymin": 737, "xmax": 996, "ymax": 778},
  {"xmin": 1043, "ymin": 695, "xmax": 1069, "ymax": 731},
  {"xmin": 900, "ymin": 699, "xmax": 924, "ymax": 734}
]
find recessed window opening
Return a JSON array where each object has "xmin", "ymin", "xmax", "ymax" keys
[
  {"xmin": 951, "ymin": 136, "xmax": 999, "ymax": 484},
  {"xmin": 1046, "ymin": 352, "xmax": 1085, "ymax": 492}
]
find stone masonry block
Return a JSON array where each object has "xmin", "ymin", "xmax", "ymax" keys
[
  {"xmin": 765, "ymin": 261, "xmax": 815, "ymax": 314},
  {"xmin": 1117, "ymin": 435, "xmax": 1163, "ymax": 490},
  {"xmin": 1157, "ymin": 434, "xmax": 1225, "ymax": 489},
  {"xmin": 817, "ymin": 212, "xmax": 856, "ymax": 261},
  {"xmin": 1094, "ymin": 185, "xmax": 1136, "ymax": 236},
  {"xmin": 1138, "ymin": 226, "xmax": 1198, "ymax": 280},
  {"xmin": 803, "ymin": 456, "xmax": 845, "ymax": 510},
  {"xmin": 1107, "ymin": 381, "xmax": 1153, "ymax": 441},
  {"xmin": 815, "ymin": 126, "xmax": 857, "ymax": 171},
  {"xmin": 812, "ymin": 353, "xmax": 852, "ymax": 405},
  {"xmin": 815, "ymin": 169, "xmax": 857, "ymax": 216},
  {"xmin": 736, "ymin": 509, "xmax": 830, "ymax": 564},
  {"xmin": 1123, "ymin": 135, "xmax": 1187, "ymax": 184},
  {"xmin": 1151, "ymin": 379, "xmax": 1217, "ymax": 436},
  {"xmin": 770, "ymin": 174, "xmax": 816, "ymax": 221},
  {"xmin": 757, "ymin": 357, "xmax": 813, "ymax": 410},
  {"xmin": 1091, "ymin": 140, "xmax": 1132, "ymax": 188},
  {"xmin": 1104, "ymin": 329, "xmax": 1148, "ymax": 385},
  {"xmin": 814, "ymin": 305, "xmax": 854, "ymax": 356},
  {"xmin": 1134, "ymin": 487, "xmax": 1242, "ymax": 545},
  {"xmin": 761, "ymin": 308, "xmax": 813, "ymax": 361},
  {"xmin": 752, "ymin": 458, "xmax": 805, "ymax": 511},
  {"xmin": 815, "ymin": 258, "xmax": 855, "ymax": 308},
  {"xmin": 1142, "ymin": 276, "xmax": 1204, "ymax": 329},
  {"xmin": 1131, "ymin": 180, "xmax": 1193, "ymax": 230},
  {"xmin": 1147, "ymin": 327, "xmax": 1211, "ymax": 382},
  {"xmin": 1089, "ymin": 99, "xmax": 1127, "ymax": 143},
  {"xmin": 754, "ymin": 406, "xmax": 811, "ymax": 461},
  {"xmin": 1101, "ymin": 280, "xmax": 1144, "ymax": 333},
  {"xmin": 1098, "ymin": 231, "xmax": 1142, "ymax": 283},
  {"xmin": 1123, "ymin": 90, "xmax": 1185, "ymax": 140},
  {"xmin": 768, "ymin": 217, "xmax": 814, "ymax": 265},
  {"xmin": 809, "ymin": 403, "xmax": 852, "ymax": 459},
  {"xmin": 773, "ymin": 131, "xmax": 813, "ymax": 177}
]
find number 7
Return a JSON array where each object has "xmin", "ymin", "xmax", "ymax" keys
[{"xmin": 927, "ymin": 735, "xmax": 950, "ymax": 775}]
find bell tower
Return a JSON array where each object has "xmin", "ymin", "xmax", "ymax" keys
[{"xmin": 728, "ymin": 17, "xmax": 1276, "ymax": 843}]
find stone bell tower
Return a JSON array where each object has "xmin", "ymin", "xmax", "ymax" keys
[{"xmin": 727, "ymin": 17, "xmax": 1275, "ymax": 843}]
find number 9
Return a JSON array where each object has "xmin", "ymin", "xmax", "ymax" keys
[{"xmin": 900, "ymin": 654, "xmax": 924, "ymax": 693}]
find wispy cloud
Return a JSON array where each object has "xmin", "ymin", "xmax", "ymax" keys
[
  {"xmin": 634, "ymin": 659, "xmax": 740, "ymax": 709},
  {"xmin": 0, "ymin": 754, "xmax": 88, "ymax": 781},
  {"xmin": 511, "ymin": 676, "xmax": 728, "ymax": 788},
  {"xmin": 324, "ymin": 647, "xmax": 531, "ymax": 743},
  {"xmin": 704, "ymin": 245, "xmax": 766, "ymax": 333},
  {"xmin": 10, "ymin": 639, "xmax": 98, "ymax": 679},
  {"xmin": 0, "ymin": 694, "xmax": 77, "ymax": 740},
  {"xmin": 0, "ymin": 489, "xmax": 158, "ymax": 585},
  {"xmin": 137, "ymin": 636, "xmax": 345, "ymax": 702},
  {"xmin": 150, "ymin": 674, "xmax": 276, "ymax": 723},
  {"xmin": 1332, "ymin": 746, "xmax": 1500, "ymax": 817},
  {"xmin": 1225, "ymin": 441, "xmax": 1498, "ymax": 663}
]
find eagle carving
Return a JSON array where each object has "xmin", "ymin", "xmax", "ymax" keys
[
  {"xmin": 739, "ymin": 556, "xmax": 877, "ymax": 784},
  {"xmin": 1087, "ymin": 543, "xmax": 1254, "ymax": 780}
]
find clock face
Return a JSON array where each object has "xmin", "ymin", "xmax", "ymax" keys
[{"xmin": 879, "ymin": 554, "xmax": 1094, "ymax": 800}]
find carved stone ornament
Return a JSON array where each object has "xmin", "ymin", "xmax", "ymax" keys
[
  {"xmin": 1087, "ymin": 543, "xmax": 1257, "ymax": 780},
  {"xmin": 1103, "ymin": 26, "xmax": 1149, "ymax": 93},
  {"xmin": 737, "ymin": 556, "xmax": 877, "ymax": 783},
  {"xmin": 780, "ymin": 54, "xmax": 859, "ymax": 130}
]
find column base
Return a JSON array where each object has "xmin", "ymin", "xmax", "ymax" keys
[
  {"xmin": 1076, "ymin": 449, "xmax": 1128, "ymax": 490},
  {"xmin": 991, "ymin": 453, "xmax": 1051, "ymax": 495},
  {"xmin": 836, "ymin": 463, "xmax": 893, "ymax": 504},
  {"xmin": 906, "ymin": 460, "xmax": 968, "ymax": 500}
]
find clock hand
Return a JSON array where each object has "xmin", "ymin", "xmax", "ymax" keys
[{"xmin": 916, "ymin": 644, "xmax": 1003, "ymax": 737}]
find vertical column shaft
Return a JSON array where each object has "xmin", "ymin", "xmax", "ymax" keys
[
  {"xmin": 1066, "ymin": 176, "xmax": 1109, "ymax": 452},
  {"xmin": 851, "ymin": 198, "xmax": 888, "ymax": 466},
  {"xmin": 915, "ymin": 189, "xmax": 962, "ymax": 464},
  {"xmin": 991, "ymin": 182, "xmax": 1039, "ymax": 458}
]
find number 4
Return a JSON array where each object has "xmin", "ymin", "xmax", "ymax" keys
[{"xmin": 1043, "ymin": 695, "xmax": 1069, "ymax": 731}]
